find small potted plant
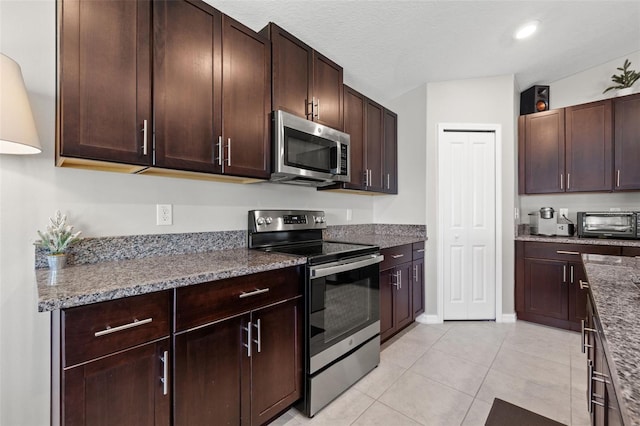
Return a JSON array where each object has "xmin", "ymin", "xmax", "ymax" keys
[
  {"xmin": 603, "ymin": 59, "xmax": 640, "ymax": 96},
  {"xmin": 35, "ymin": 210, "xmax": 82, "ymax": 270}
]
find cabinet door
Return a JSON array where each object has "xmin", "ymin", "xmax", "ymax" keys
[
  {"xmin": 523, "ymin": 258, "xmax": 568, "ymax": 320},
  {"xmin": 343, "ymin": 86, "xmax": 366, "ymax": 189},
  {"xmin": 522, "ymin": 109, "xmax": 565, "ymax": 194},
  {"xmin": 64, "ymin": 339, "xmax": 170, "ymax": 426},
  {"xmin": 153, "ymin": 0, "xmax": 222, "ymax": 173},
  {"xmin": 251, "ymin": 298, "xmax": 303, "ymax": 425},
  {"xmin": 312, "ymin": 52, "xmax": 344, "ymax": 130},
  {"xmin": 565, "ymin": 100, "xmax": 612, "ymax": 192},
  {"xmin": 383, "ymin": 109, "xmax": 398, "ymax": 194},
  {"xmin": 59, "ymin": 0, "xmax": 152, "ymax": 165},
  {"xmin": 365, "ymin": 99, "xmax": 385, "ymax": 192},
  {"xmin": 412, "ymin": 258, "xmax": 425, "ymax": 320},
  {"xmin": 173, "ymin": 315, "xmax": 247, "ymax": 425},
  {"xmin": 222, "ymin": 16, "xmax": 271, "ymax": 179},
  {"xmin": 269, "ymin": 24, "xmax": 313, "ymax": 120},
  {"xmin": 379, "ymin": 268, "xmax": 395, "ymax": 342},
  {"xmin": 568, "ymin": 261, "xmax": 588, "ymax": 326},
  {"xmin": 614, "ymin": 93, "xmax": 640, "ymax": 190},
  {"xmin": 394, "ymin": 263, "xmax": 413, "ymax": 331}
]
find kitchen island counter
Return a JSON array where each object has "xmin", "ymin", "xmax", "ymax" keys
[{"xmin": 582, "ymin": 254, "xmax": 640, "ymax": 426}]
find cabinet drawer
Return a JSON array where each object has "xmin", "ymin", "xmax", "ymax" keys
[
  {"xmin": 621, "ymin": 246, "xmax": 640, "ymax": 257},
  {"xmin": 523, "ymin": 241, "xmax": 621, "ymax": 261},
  {"xmin": 175, "ymin": 266, "xmax": 303, "ymax": 332},
  {"xmin": 63, "ymin": 291, "xmax": 171, "ymax": 367},
  {"xmin": 380, "ymin": 244, "xmax": 412, "ymax": 270},
  {"xmin": 412, "ymin": 241, "xmax": 425, "ymax": 260}
]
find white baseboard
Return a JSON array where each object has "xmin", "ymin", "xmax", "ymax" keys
[
  {"xmin": 418, "ymin": 314, "xmax": 442, "ymax": 324},
  {"xmin": 499, "ymin": 313, "xmax": 517, "ymax": 323}
]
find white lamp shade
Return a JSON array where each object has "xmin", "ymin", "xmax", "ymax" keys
[{"xmin": 0, "ymin": 53, "xmax": 41, "ymax": 154}]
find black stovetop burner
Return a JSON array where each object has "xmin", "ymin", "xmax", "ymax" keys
[{"xmin": 248, "ymin": 209, "xmax": 379, "ymax": 265}]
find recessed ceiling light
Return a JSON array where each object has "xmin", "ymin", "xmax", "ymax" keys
[{"xmin": 514, "ymin": 20, "xmax": 540, "ymax": 40}]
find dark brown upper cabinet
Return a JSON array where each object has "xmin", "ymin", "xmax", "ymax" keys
[
  {"xmin": 153, "ymin": 0, "xmax": 222, "ymax": 174},
  {"xmin": 518, "ymin": 109, "xmax": 565, "ymax": 194},
  {"xmin": 261, "ymin": 23, "xmax": 344, "ymax": 131},
  {"xmin": 565, "ymin": 99, "xmax": 612, "ymax": 192},
  {"xmin": 58, "ymin": 0, "xmax": 153, "ymax": 166},
  {"xmin": 58, "ymin": 0, "xmax": 270, "ymax": 180},
  {"xmin": 343, "ymin": 86, "xmax": 366, "ymax": 188},
  {"xmin": 613, "ymin": 93, "xmax": 640, "ymax": 191},
  {"xmin": 383, "ymin": 109, "xmax": 398, "ymax": 194}
]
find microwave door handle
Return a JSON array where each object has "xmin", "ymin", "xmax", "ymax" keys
[{"xmin": 330, "ymin": 141, "xmax": 341, "ymax": 174}]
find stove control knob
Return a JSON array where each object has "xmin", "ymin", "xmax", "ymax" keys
[
  {"xmin": 265, "ymin": 217, "xmax": 273, "ymax": 225},
  {"xmin": 257, "ymin": 217, "xmax": 265, "ymax": 226},
  {"xmin": 320, "ymin": 216, "xmax": 326, "ymax": 223}
]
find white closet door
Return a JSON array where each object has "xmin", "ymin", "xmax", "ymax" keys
[{"xmin": 440, "ymin": 130, "xmax": 496, "ymax": 320}]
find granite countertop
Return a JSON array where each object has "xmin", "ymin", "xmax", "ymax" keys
[
  {"xmin": 328, "ymin": 234, "xmax": 426, "ymax": 249},
  {"xmin": 582, "ymin": 254, "xmax": 640, "ymax": 425},
  {"xmin": 515, "ymin": 234, "xmax": 640, "ymax": 247},
  {"xmin": 36, "ymin": 249, "xmax": 307, "ymax": 312}
]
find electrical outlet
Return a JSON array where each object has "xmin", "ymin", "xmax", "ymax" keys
[
  {"xmin": 514, "ymin": 208, "xmax": 519, "ymax": 220},
  {"xmin": 156, "ymin": 204, "xmax": 172, "ymax": 226},
  {"xmin": 346, "ymin": 209, "xmax": 353, "ymax": 221},
  {"xmin": 610, "ymin": 207, "xmax": 621, "ymax": 211},
  {"xmin": 559, "ymin": 208, "xmax": 568, "ymax": 218}
]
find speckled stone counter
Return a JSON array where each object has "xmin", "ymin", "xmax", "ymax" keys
[
  {"xmin": 582, "ymin": 254, "xmax": 640, "ymax": 425},
  {"xmin": 325, "ymin": 224, "xmax": 426, "ymax": 249},
  {"xmin": 36, "ymin": 249, "xmax": 306, "ymax": 312},
  {"xmin": 515, "ymin": 234, "xmax": 640, "ymax": 247}
]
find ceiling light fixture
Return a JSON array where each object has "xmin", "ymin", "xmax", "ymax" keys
[{"xmin": 514, "ymin": 20, "xmax": 540, "ymax": 40}]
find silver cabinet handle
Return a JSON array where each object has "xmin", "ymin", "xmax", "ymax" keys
[
  {"xmin": 94, "ymin": 317, "xmax": 152, "ymax": 337},
  {"xmin": 226, "ymin": 138, "xmax": 231, "ymax": 166},
  {"xmin": 560, "ymin": 173, "xmax": 564, "ymax": 190},
  {"xmin": 387, "ymin": 173, "xmax": 390, "ymax": 189},
  {"xmin": 239, "ymin": 288, "xmax": 270, "ymax": 298},
  {"xmin": 141, "ymin": 119, "xmax": 148, "ymax": 155},
  {"xmin": 570, "ymin": 265, "xmax": 574, "ymax": 284},
  {"xmin": 587, "ymin": 360, "xmax": 594, "ymax": 414},
  {"xmin": 369, "ymin": 170, "xmax": 373, "ymax": 187},
  {"xmin": 160, "ymin": 350, "xmax": 169, "ymax": 395},
  {"xmin": 253, "ymin": 319, "xmax": 262, "ymax": 353},
  {"xmin": 617, "ymin": 169, "xmax": 620, "ymax": 187},
  {"xmin": 556, "ymin": 250, "xmax": 580, "ymax": 255},
  {"xmin": 563, "ymin": 265, "xmax": 567, "ymax": 283},
  {"xmin": 315, "ymin": 98, "xmax": 320, "ymax": 120},
  {"xmin": 391, "ymin": 254, "xmax": 405, "ymax": 259},
  {"xmin": 580, "ymin": 280, "xmax": 590, "ymax": 290},
  {"xmin": 413, "ymin": 265, "xmax": 418, "ymax": 282},
  {"xmin": 244, "ymin": 321, "xmax": 252, "ymax": 357},
  {"xmin": 567, "ymin": 173, "xmax": 571, "ymax": 190},
  {"xmin": 217, "ymin": 136, "xmax": 222, "ymax": 166},
  {"xmin": 581, "ymin": 319, "xmax": 595, "ymax": 354},
  {"xmin": 399, "ymin": 270, "xmax": 402, "ymax": 289},
  {"xmin": 417, "ymin": 249, "xmax": 425, "ymax": 253},
  {"xmin": 364, "ymin": 170, "xmax": 369, "ymax": 187},
  {"xmin": 391, "ymin": 271, "xmax": 400, "ymax": 289}
]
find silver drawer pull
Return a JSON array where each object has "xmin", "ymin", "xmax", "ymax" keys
[
  {"xmin": 239, "ymin": 288, "xmax": 270, "ymax": 298},
  {"xmin": 160, "ymin": 350, "xmax": 169, "ymax": 395},
  {"xmin": 580, "ymin": 280, "xmax": 590, "ymax": 290},
  {"xmin": 94, "ymin": 317, "xmax": 152, "ymax": 337},
  {"xmin": 391, "ymin": 254, "xmax": 404, "ymax": 259},
  {"xmin": 556, "ymin": 250, "xmax": 580, "ymax": 255},
  {"xmin": 416, "ymin": 249, "xmax": 425, "ymax": 253}
]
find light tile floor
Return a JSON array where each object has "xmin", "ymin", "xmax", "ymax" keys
[{"xmin": 272, "ymin": 320, "xmax": 590, "ymax": 426}]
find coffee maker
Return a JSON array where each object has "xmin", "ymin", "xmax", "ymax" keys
[{"xmin": 529, "ymin": 207, "xmax": 557, "ymax": 236}]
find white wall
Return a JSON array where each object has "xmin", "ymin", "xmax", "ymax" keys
[
  {"xmin": 0, "ymin": 1, "xmax": 377, "ymax": 424},
  {"xmin": 518, "ymin": 50, "xmax": 640, "ymax": 223},
  {"xmin": 424, "ymin": 75, "xmax": 518, "ymax": 318}
]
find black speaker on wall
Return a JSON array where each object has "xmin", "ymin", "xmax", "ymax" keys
[{"xmin": 520, "ymin": 85, "xmax": 550, "ymax": 115}]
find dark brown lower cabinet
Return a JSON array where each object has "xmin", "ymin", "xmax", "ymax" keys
[
  {"xmin": 515, "ymin": 241, "xmax": 620, "ymax": 331},
  {"xmin": 412, "ymin": 256, "xmax": 425, "ymax": 320},
  {"xmin": 64, "ymin": 339, "xmax": 170, "ymax": 426},
  {"xmin": 585, "ymin": 295, "xmax": 623, "ymax": 426}
]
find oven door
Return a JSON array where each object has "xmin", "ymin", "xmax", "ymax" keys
[{"xmin": 307, "ymin": 253, "xmax": 382, "ymax": 374}]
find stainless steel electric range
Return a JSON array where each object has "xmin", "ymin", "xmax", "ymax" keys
[{"xmin": 248, "ymin": 210, "xmax": 382, "ymax": 417}]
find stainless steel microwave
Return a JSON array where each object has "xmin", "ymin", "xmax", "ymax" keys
[
  {"xmin": 577, "ymin": 211, "xmax": 640, "ymax": 239},
  {"xmin": 270, "ymin": 110, "xmax": 350, "ymax": 187}
]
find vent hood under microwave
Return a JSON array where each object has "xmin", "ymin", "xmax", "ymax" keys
[{"xmin": 270, "ymin": 110, "xmax": 350, "ymax": 187}]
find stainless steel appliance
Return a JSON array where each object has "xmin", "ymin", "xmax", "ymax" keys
[
  {"xmin": 577, "ymin": 211, "xmax": 640, "ymax": 239},
  {"xmin": 248, "ymin": 210, "xmax": 382, "ymax": 417},
  {"xmin": 270, "ymin": 110, "xmax": 350, "ymax": 187},
  {"xmin": 529, "ymin": 207, "xmax": 558, "ymax": 236}
]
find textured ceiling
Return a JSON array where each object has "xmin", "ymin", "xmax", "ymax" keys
[{"xmin": 207, "ymin": 0, "xmax": 640, "ymax": 104}]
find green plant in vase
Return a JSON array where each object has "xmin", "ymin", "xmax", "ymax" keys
[
  {"xmin": 35, "ymin": 210, "xmax": 82, "ymax": 270},
  {"xmin": 603, "ymin": 59, "xmax": 640, "ymax": 94}
]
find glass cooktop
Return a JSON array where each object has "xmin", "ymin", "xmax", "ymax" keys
[{"xmin": 263, "ymin": 241, "xmax": 378, "ymax": 265}]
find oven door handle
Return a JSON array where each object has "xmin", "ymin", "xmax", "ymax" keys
[{"xmin": 309, "ymin": 254, "xmax": 384, "ymax": 279}]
